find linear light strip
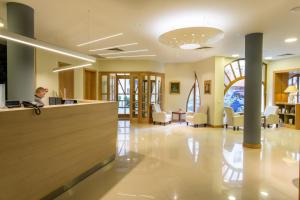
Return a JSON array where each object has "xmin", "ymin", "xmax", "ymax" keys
[
  {"xmin": 106, "ymin": 54, "xmax": 156, "ymax": 59},
  {"xmin": 77, "ymin": 33, "xmax": 123, "ymax": 47},
  {"xmin": 0, "ymin": 30, "xmax": 96, "ymax": 63},
  {"xmin": 53, "ymin": 63, "xmax": 92, "ymax": 72},
  {"xmin": 99, "ymin": 49, "xmax": 149, "ymax": 56},
  {"xmin": 89, "ymin": 42, "xmax": 138, "ymax": 52}
]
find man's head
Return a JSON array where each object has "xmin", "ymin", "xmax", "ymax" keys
[{"xmin": 35, "ymin": 87, "xmax": 47, "ymax": 98}]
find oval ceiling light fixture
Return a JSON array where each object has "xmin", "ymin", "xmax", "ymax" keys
[
  {"xmin": 285, "ymin": 37, "xmax": 298, "ymax": 43},
  {"xmin": 159, "ymin": 27, "xmax": 224, "ymax": 50}
]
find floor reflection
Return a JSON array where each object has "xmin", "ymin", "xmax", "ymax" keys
[
  {"xmin": 187, "ymin": 137, "xmax": 200, "ymax": 163},
  {"xmin": 222, "ymin": 142, "xmax": 243, "ymax": 184},
  {"xmin": 55, "ymin": 121, "xmax": 299, "ymax": 200}
]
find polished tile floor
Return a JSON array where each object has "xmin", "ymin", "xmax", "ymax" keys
[{"xmin": 56, "ymin": 121, "xmax": 299, "ymax": 200}]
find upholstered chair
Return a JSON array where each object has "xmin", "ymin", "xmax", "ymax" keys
[
  {"xmin": 186, "ymin": 105, "xmax": 208, "ymax": 127},
  {"xmin": 262, "ymin": 106, "xmax": 279, "ymax": 128},
  {"xmin": 224, "ymin": 107, "xmax": 244, "ymax": 131},
  {"xmin": 152, "ymin": 104, "xmax": 172, "ymax": 125}
]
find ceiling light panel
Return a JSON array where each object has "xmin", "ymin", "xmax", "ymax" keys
[
  {"xmin": 0, "ymin": 29, "xmax": 96, "ymax": 62},
  {"xmin": 89, "ymin": 42, "xmax": 138, "ymax": 52},
  {"xmin": 53, "ymin": 63, "xmax": 92, "ymax": 72},
  {"xmin": 106, "ymin": 54, "xmax": 156, "ymax": 59},
  {"xmin": 98, "ymin": 49, "xmax": 149, "ymax": 56},
  {"xmin": 77, "ymin": 33, "xmax": 123, "ymax": 47},
  {"xmin": 285, "ymin": 37, "xmax": 298, "ymax": 43}
]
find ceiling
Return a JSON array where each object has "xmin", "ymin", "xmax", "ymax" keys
[{"xmin": 1, "ymin": 0, "xmax": 300, "ymax": 63}]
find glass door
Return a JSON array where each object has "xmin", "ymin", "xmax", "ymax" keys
[
  {"xmin": 141, "ymin": 75, "xmax": 149, "ymax": 122},
  {"xmin": 117, "ymin": 75, "xmax": 130, "ymax": 118},
  {"xmin": 131, "ymin": 76, "xmax": 139, "ymax": 121}
]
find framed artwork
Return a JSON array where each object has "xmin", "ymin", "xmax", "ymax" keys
[
  {"xmin": 170, "ymin": 81, "xmax": 180, "ymax": 94},
  {"xmin": 204, "ymin": 80, "xmax": 211, "ymax": 94}
]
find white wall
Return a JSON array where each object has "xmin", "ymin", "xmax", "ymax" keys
[
  {"xmin": 266, "ymin": 56, "xmax": 300, "ymax": 106},
  {"xmin": 164, "ymin": 62, "xmax": 195, "ymax": 112},
  {"xmin": 214, "ymin": 57, "xmax": 232, "ymax": 126},
  {"xmin": 193, "ymin": 57, "xmax": 216, "ymax": 125},
  {"xmin": 35, "ymin": 49, "xmax": 98, "ymax": 104}
]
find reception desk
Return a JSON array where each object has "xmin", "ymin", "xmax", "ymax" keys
[{"xmin": 0, "ymin": 101, "xmax": 118, "ymax": 200}]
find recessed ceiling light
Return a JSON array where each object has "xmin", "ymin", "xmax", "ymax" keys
[
  {"xmin": 265, "ymin": 56, "xmax": 273, "ymax": 60},
  {"xmin": 77, "ymin": 33, "xmax": 123, "ymax": 47},
  {"xmin": 285, "ymin": 37, "xmax": 298, "ymax": 43},
  {"xmin": 106, "ymin": 54, "xmax": 156, "ymax": 59},
  {"xmin": 260, "ymin": 191, "xmax": 269, "ymax": 197},
  {"xmin": 89, "ymin": 42, "xmax": 138, "ymax": 52},
  {"xmin": 180, "ymin": 43, "xmax": 200, "ymax": 50},
  {"xmin": 228, "ymin": 196, "xmax": 236, "ymax": 200},
  {"xmin": 232, "ymin": 54, "xmax": 240, "ymax": 58},
  {"xmin": 98, "ymin": 49, "xmax": 149, "ymax": 56}
]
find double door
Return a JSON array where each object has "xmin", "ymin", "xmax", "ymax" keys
[{"xmin": 99, "ymin": 72, "xmax": 164, "ymax": 122}]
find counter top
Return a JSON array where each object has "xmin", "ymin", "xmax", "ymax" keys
[{"xmin": 0, "ymin": 100, "xmax": 115, "ymax": 113}]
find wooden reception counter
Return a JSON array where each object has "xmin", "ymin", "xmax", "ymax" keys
[{"xmin": 0, "ymin": 101, "xmax": 118, "ymax": 200}]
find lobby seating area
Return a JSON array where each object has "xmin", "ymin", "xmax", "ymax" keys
[
  {"xmin": 186, "ymin": 105, "xmax": 208, "ymax": 127},
  {"xmin": 152, "ymin": 104, "xmax": 172, "ymax": 125},
  {"xmin": 262, "ymin": 106, "xmax": 280, "ymax": 128},
  {"xmin": 224, "ymin": 107, "xmax": 244, "ymax": 131}
]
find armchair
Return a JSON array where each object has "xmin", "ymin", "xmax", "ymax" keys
[
  {"xmin": 152, "ymin": 104, "xmax": 172, "ymax": 125},
  {"xmin": 262, "ymin": 106, "xmax": 279, "ymax": 128},
  {"xmin": 186, "ymin": 106, "xmax": 208, "ymax": 127},
  {"xmin": 224, "ymin": 107, "xmax": 243, "ymax": 131}
]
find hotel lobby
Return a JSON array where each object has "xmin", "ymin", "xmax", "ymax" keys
[{"xmin": 0, "ymin": 1, "xmax": 299, "ymax": 200}]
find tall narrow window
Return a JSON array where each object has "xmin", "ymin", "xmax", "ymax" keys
[{"xmin": 186, "ymin": 73, "xmax": 200, "ymax": 112}]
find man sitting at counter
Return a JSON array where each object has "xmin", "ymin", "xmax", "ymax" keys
[{"xmin": 34, "ymin": 87, "xmax": 48, "ymax": 106}]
